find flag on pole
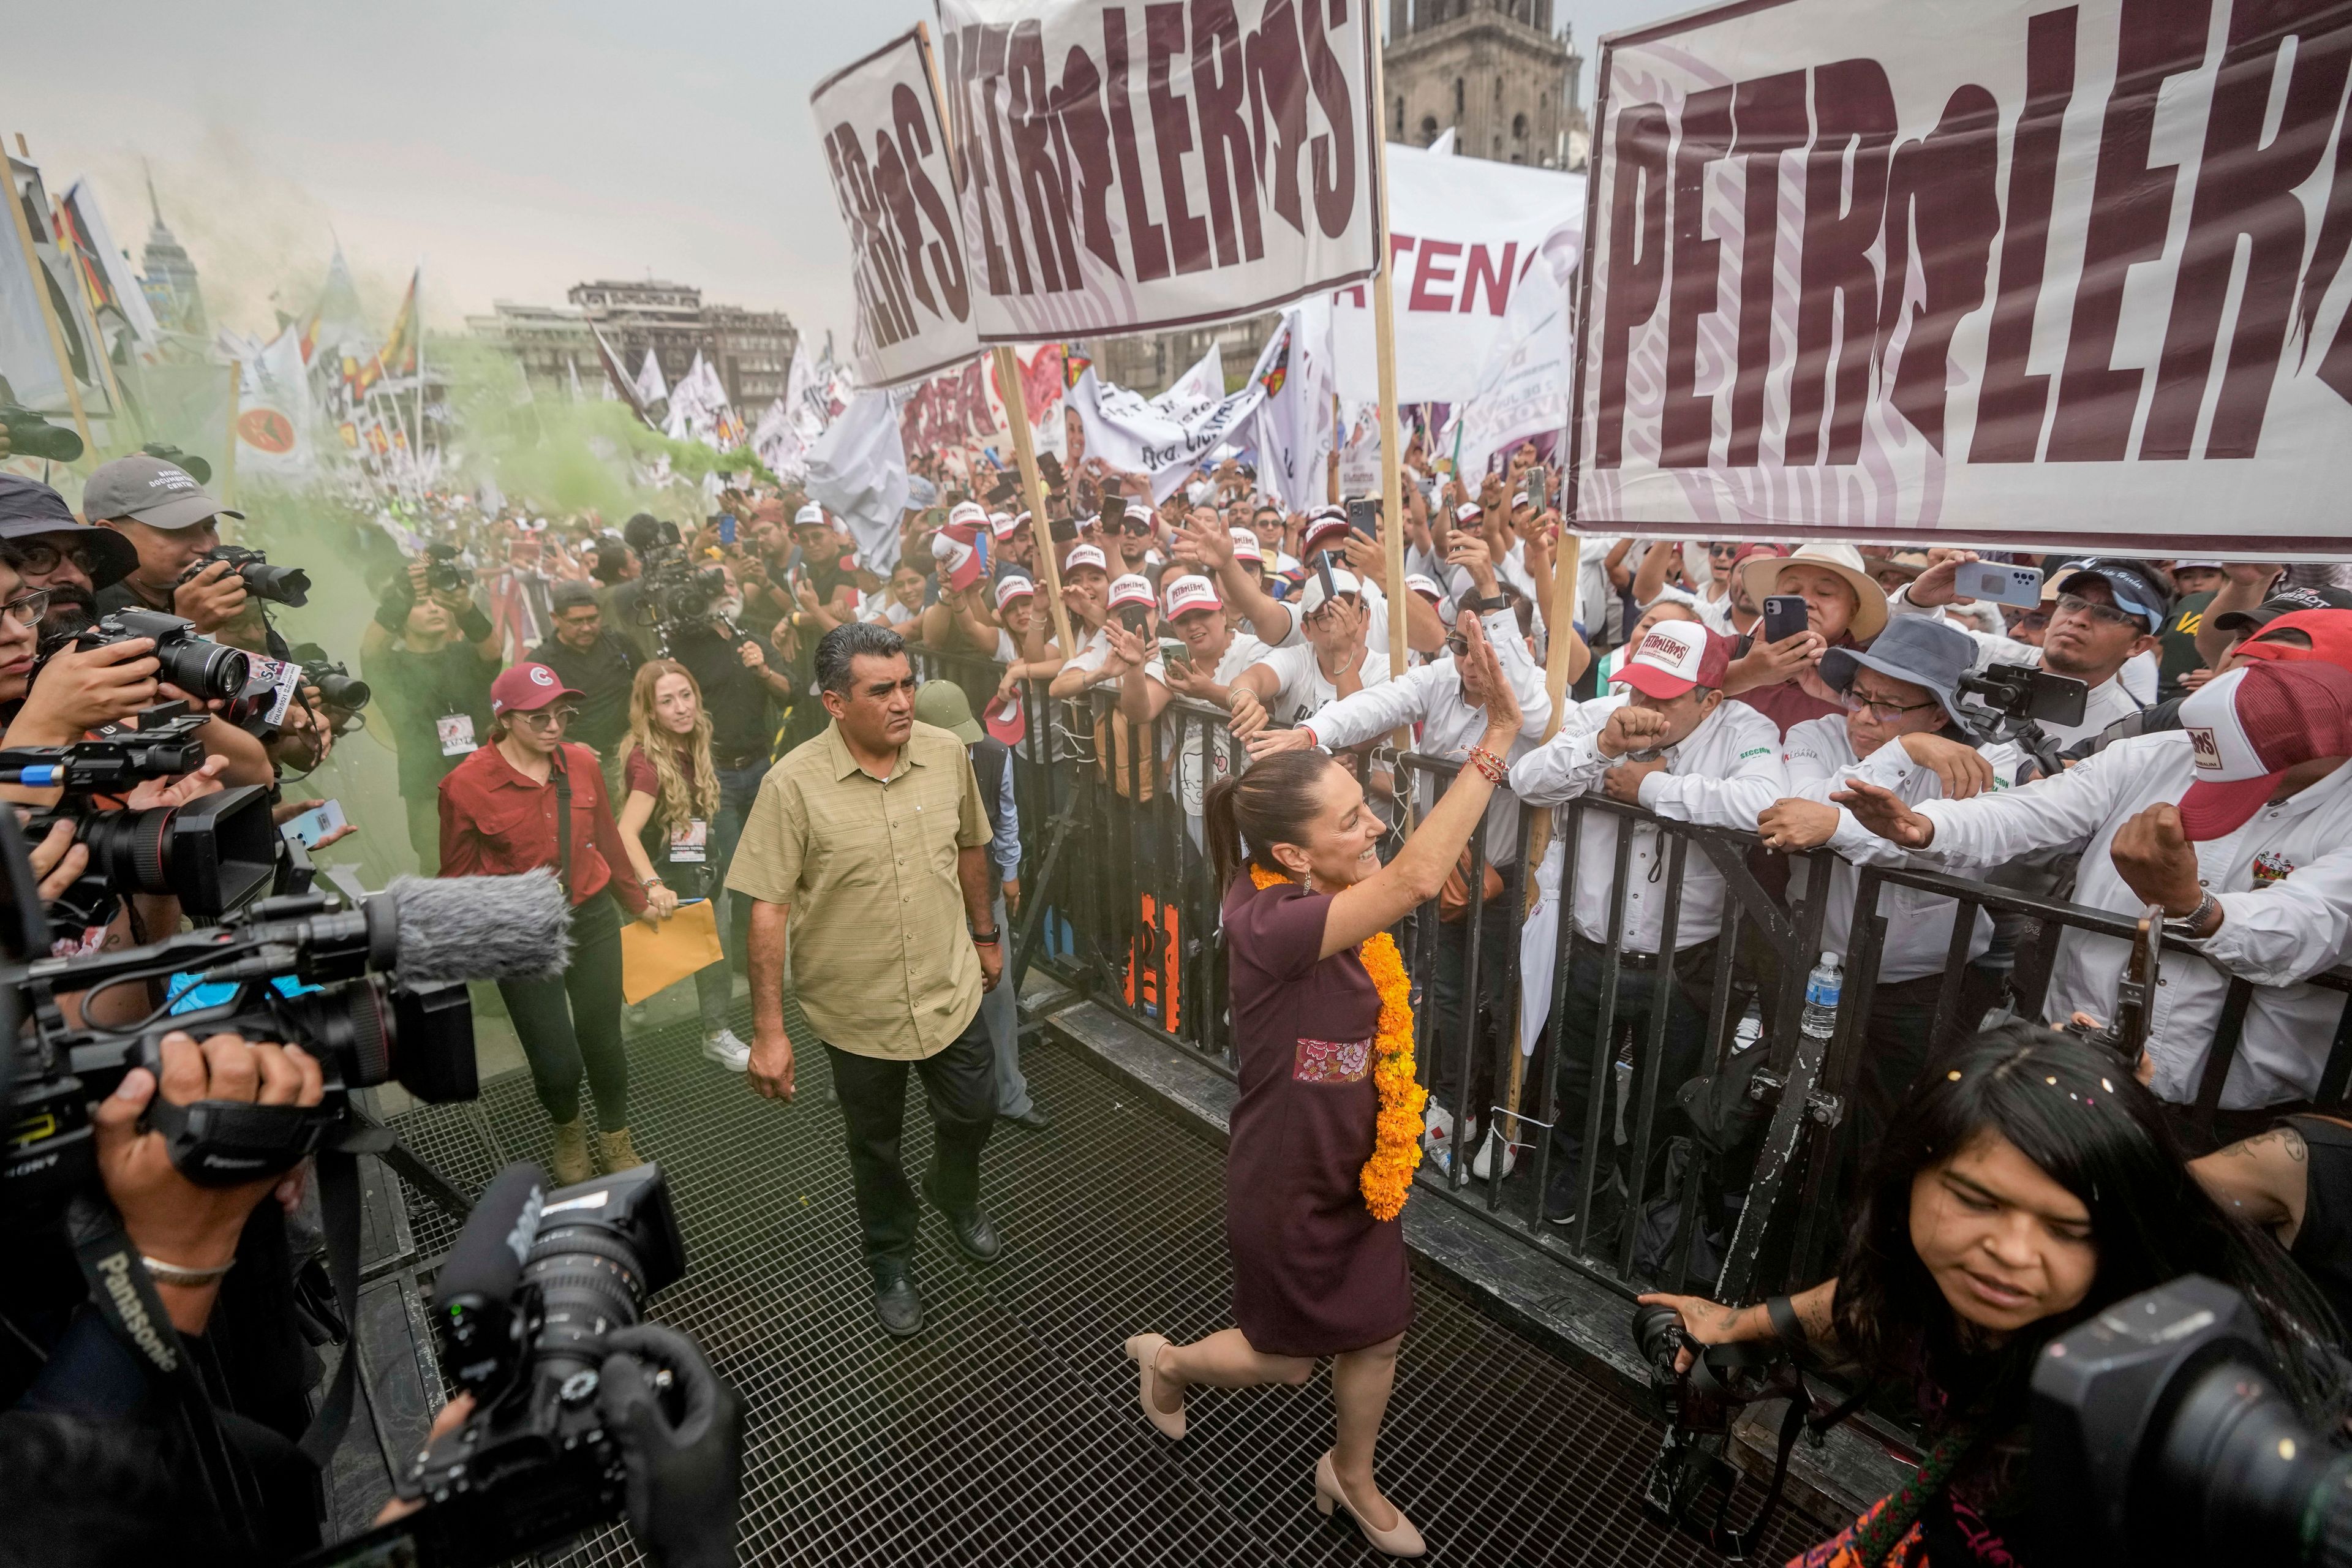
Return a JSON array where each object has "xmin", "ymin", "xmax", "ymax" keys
[
  {"xmin": 632, "ymin": 349, "xmax": 668, "ymax": 412},
  {"xmin": 377, "ymin": 267, "xmax": 420, "ymax": 380},
  {"xmin": 593, "ymin": 326, "xmax": 658, "ymax": 429}
]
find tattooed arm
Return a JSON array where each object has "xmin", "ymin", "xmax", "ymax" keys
[
  {"xmin": 2191, "ymin": 1122, "xmax": 2312, "ymax": 1245},
  {"xmin": 1633, "ymin": 1280, "xmax": 1839, "ymax": 1374}
]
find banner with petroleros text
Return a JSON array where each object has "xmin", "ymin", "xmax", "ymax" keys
[
  {"xmin": 810, "ymin": 26, "xmax": 982, "ymax": 388},
  {"xmin": 1575, "ymin": 0, "xmax": 2352, "ymax": 557},
  {"xmin": 932, "ymin": 0, "xmax": 1382, "ymax": 342}
]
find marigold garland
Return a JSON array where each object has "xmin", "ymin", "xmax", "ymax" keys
[{"xmin": 1250, "ymin": 862, "xmax": 1427, "ymax": 1220}]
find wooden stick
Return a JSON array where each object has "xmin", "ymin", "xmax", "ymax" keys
[
  {"xmin": 994, "ymin": 345, "xmax": 1074, "ymax": 656},
  {"xmin": 1368, "ymin": 47, "xmax": 1407, "ymax": 686},
  {"xmin": 220, "ymin": 360, "xmax": 241, "ymax": 511},
  {"xmin": 4, "ymin": 147, "xmax": 94, "ymax": 459}
]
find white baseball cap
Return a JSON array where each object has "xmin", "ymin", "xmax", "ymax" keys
[
  {"xmin": 794, "ymin": 503, "xmax": 829, "ymax": 529},
  {"xmin": 1108, "ymin": 573, "xmax": 1156, "ymax": 609},
  {"xmin": 1163, "ymin": 575, "xmax": 1221, "ymax": 619},
  {"xmin": 1063, "ymin": 543, "xmax": 1109, "ymax": 575},
  {"xmin": 947, "ymin": 500, "xmax": 989, "ymax": 530},
  {"xmin": 1229, "ymin": 527, "xmax": 1264, "ymax": 565},
  {"xmin": 1611, "ymin": 622, "xmax": 1732, "ymax": 699},
  {"xmin": 994, "ymin": 575, "xmax": 1035, "ymax": 609},
  {"xmin": 1453, "ymin": 502, "xmax": 1483, "ymax": 526},
  {"xmin": 1300, "ymin": 567, "xmax": 1362, "ymax": 617},
  {"xmin": 1403, "ymin": 573, "xmax": 1444, "ymax": 603}
]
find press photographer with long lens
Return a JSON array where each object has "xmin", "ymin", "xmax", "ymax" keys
[
  {"xmin": 363, "ymin": 549, "xmax": 502, "ymax": 873},
  {"xmin": 1634, "ymin": 1026, "xmax": 2345, "ymax": 1565}
]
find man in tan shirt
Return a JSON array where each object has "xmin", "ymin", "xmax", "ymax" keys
[{"xmin": 728, "ymin": 622, "xmax": 1005, "ymax": 1337}]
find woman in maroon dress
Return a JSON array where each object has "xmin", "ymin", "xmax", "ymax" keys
[{"xmin": 1121, "ymin": 617, "xmax": 1523, "ymax": 1559}]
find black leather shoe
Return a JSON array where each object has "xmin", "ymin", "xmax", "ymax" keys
[
  {"xmin": 922, "ymin": 1176, "xmax": 1004, "ymax": 1263},
  {"xmin": 871, "ymin": 1266, "xmax": 924, "ymax": 1338},
  {"xmin": 1005, "ymin": 1106, "xmax": 1050, "ymax": 1132}
]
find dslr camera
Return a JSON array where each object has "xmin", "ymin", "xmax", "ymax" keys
[
  {"xmin": 378, "ymin": 1161, "xmax": 687, "ymax": 1566},
  {"xmin": 2034, "ymin": 1274, "xmax": 2352, "ymax": 1566},
  {"xmin": 46, "ymin": 608, "xmax": 252, "ymax": 704},
  {"xmin": 187, "ymin": 542, "xmax": 312, "ymax": 608},
  {"xmin": 290, "ymin": 641, "xmax": 372, "ymax": 725},
  {"xmin": 424, "ymin": 542, "xmax": 472, "ymax": 598},
  {"xmin": 0, "ymin": 700, "xmax": 278, "ymax": 930}
]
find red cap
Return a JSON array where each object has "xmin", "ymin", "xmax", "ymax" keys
[
  {"xmin": 2230, "ymin": 608, "xmax": 2352, "ymax": 678},
  {"xmin": 1611, "ymin": 623, "xmax": 1732, "ymax": 699},
  {"xmin": 490, "ymin": 662, "xmax": 584, "ymax": 715},
  {"xmin": 2177, "ymin": 662, "xmax": 2352, "ymax": 841}
]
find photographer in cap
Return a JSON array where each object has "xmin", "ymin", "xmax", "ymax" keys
[
  {"xmin": 81, "ymin": 453, "xmax": 262, "ymax": 651},
  {"xmin": 529, "ymin": 579, "xmax": 643, "ymax": 801},
  {"xmin": 363, "ymin": 551, "xmax": 504, "ymax": 873}
]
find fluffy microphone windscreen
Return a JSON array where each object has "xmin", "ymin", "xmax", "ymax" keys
[{"xmin": 380, "ymin": 869, "xmax": 571, "ymax": 985}]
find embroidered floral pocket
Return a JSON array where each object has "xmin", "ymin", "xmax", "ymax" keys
[{"xmin": 1292, "ymin": 1037, "xmax": 1372, "ymax": 1085}]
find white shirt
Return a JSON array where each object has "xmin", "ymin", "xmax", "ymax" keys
[
  {"xmin": 1250, "ymin": 639, "xmax": 1389, "ymax": 728},
  {"xmin": 1889, "ymin": 587, "xmax": 2146, "ymax": 748},
  {"xmin": 1066, "ymin": 624, "xmax": 1167, "ymax": 685},
  {"xmin": 1267, "ymin": 579, "xmax": 1392, "ymax": 659},
  {"xmin": 1512, "ymin": 695, "xmax": 1789, "ymax": 954},
  {"xmin": 1780, "ymin": 717, "xmax": 2025, "ymax": 984},
  {"xmin": 1170, "ymin": 631, "xmax": 1272, "ymax": 815},
  {"xmin": 1298, "ymin": 608, "xmax": 1549, "ymax": 865},
  {"xmin": 1911, "ymin": 732, "xmax": 2352, "ymax": 1109}
]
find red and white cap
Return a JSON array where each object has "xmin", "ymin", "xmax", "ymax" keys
[
  {"xmin": 1163, "ymin": 574, "xmax": 1221, "ymax": 619},
  {"xmin": 1063, "ymin": 543, "xmax": 1109, "ymax": 575},
  {"xmin": 2178, "ymin": 662, "xmax": 2352, "ymax": 840},
  {"xmin": 989, "ymin": 510, "xmax": 1025, "ymax": 539},
  {"xmin": 1228, "ymin": 527, "xmax": 1264, "ymax": 565},
  {"xmin": 947, "ymin": 500, "xmax": 989, "ymax": 530},
  {"xmin": 994, "ymin": 574, "xmax": 1036, "ymax": 609},
  {"xmin": 489, "ymin": 661, "xmax": 584, "ymax": 716},
  {"xmin": 1300, "ymin": 506, "xmax": 1350, "ymax": 554},
  {"xmin": 1108, "ymin": 573, "xmax": 1156, "ymax": 609},
  {"xmin": 1453, "ymin": 501, "xmax": 1484, "ymax": 526},
  {"xmin": 1403, "ymin": 573, "xmax": 1445, "ymax": 603},
  {"xmin": 1610, "ymin": 623, "xmax": 1732, "ymax": 699},
  {"xmin": 794, "ymin": 503, "xmax": 830, "ymax": 530}
]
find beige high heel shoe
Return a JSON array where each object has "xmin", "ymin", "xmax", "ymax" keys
[
  {"xmin": 1121, "ymin": 1333, "xmax": 1186, "ymax": 1439},
  {"xmin": 1314, "ymin": 1450, "xmax": 1425, "ymax": 1558}
]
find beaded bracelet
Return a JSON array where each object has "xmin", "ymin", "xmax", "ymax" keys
[{"xmin": 1466, "ymin": 745, "xmax": 1509, "ymax": 785}]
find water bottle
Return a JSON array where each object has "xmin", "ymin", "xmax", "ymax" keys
[{"xmin": 1800, "ymin": 952, "xmax": 1843, "ymax": 1041}]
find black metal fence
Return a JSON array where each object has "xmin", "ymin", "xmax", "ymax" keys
[{"xmin": 905, "ymin": 642, "xmax": 2352, "ymax": 1310}]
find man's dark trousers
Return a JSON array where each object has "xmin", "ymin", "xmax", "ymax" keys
[{"xmin": 824, "ymin": 1006, "xmax": 997, "ymax": 1267}]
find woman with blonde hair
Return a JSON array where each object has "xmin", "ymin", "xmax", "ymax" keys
[{"xmin": 615, "ymin": 658, "xmax": 748, "ymax": 1071}]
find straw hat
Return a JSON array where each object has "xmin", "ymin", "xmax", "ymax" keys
[{"xmin": 1740, "ymin": 541, "xmax": 1890, "ymax": 641}]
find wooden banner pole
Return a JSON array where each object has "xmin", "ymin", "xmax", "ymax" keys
[
  {"xmin": 4, "ymin": 143, "xmax": 94, "ymax": 460},
  {"xmin": 1367, "ymin": 49, "xmax": 1407, "ymax": 686},
  {"xmin": 220, "ymin": 361, "xmax": 241, "ymax": 511},
  {"xmin": 993, "ymin": 344, "xmax": 1074, "ymax": 657}
]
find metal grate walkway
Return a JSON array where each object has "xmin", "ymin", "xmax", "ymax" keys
[{"xmin": 386, "ymin": 1001, "xmax": 1827, "ymax": 1567}]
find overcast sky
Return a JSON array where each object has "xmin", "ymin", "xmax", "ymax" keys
[{"xmin": 10, "ymin": 0, "xmax": 1682, "ymax": 353}]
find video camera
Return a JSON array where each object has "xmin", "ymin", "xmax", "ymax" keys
[
  {"xmin": 0, "ymin": 373, "xmax": 84, "ymax": 464},
  {"xmin": 329, "ymin": 1159, "xmax": 689, "ymax": 1566},
  {"xmin": 1956, "ymin": 661, "xmax": 2089, "ymax": 778},
  {"xmin": 2034, "ymin": 1275, "xmax": 2352, "ymax": 1566},
  {"xmin": 624, "ymin": 514, "xmax": 736, "ymax": 652},
  {"xmin": 186, "ymin": 543, "xmax": 311, "ymax": 608},
  {"xmin": 43, "ymin": 608, "xmax": 252, "ymax": 704},
  {"xmin": 0, "ymin": 700, "xmax": 278, "ymax": 930}
]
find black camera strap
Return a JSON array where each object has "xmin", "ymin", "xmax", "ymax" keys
[
  {"xmin": 1681, "ymin": 1340, "xmax": 1872, "ymax": 1560},
  {"xmin": 295, "ymin": 1130, "xmax": 384, "ymax": 1468},
  {"xmin": 552, "ymin": 747, "xmax": 574, "ymax": 896},
  {"xmin": 63, "ymin": 1191, "xmax": 266, "ymax": 1554}
]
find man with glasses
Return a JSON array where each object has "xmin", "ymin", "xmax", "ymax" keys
[
  {"xmin": 0, "ymin": 475, "xmax": 139, "ymax": 636},
  {"xmin": 1895, "ymin": 553, "xmax": 2171, "ymax": 748},
  {"xmin": 1753, "ymin": 617, "xmax": 2024, "ymax": 1158},
  {"xmin": 529, "ymin": 579, "xmax": 642, "ymax": 799}
]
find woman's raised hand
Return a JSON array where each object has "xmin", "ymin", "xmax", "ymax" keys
[{"xmin": 1457, "ymin": 614, "xmax": 1521, "ymax": 742}]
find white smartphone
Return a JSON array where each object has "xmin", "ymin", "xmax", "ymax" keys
[
  {"xmin": 282, "ymin": 799, "xmax": 347, "ymax": 849},
  {"xmin": 1953, "ymin": 561, "xmax": 2045, "ymax": 609}
]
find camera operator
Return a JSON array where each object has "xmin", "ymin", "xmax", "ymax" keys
[
  {"xmin": 80, "ymin": 454, "xmax": 268, "ymax": 653},
  {"xmin": 1635, "ymin": 1025, "xmax": 2344, "ymax": 1566},
  {"xmin": 1840, "ymin": 657, "xmax": 2352, "ymax": 1150},
  {"xmin": 529, "ymin": 581, "xmax": 642, "ymax": 801},
  {"xmin": 362, "ymin": 554, "xmax": 502, "ymax": 873},
  {"xmin": 666, "ymin": 563, "xmax": 789, "ymax": 958}
]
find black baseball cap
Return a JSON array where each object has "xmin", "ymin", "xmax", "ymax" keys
[
  {"xmin": 2052, "ymin": 557, "xmax": 2172, "ymax": 631},
  {"xmin": 0, "ymin": 475, "xmax": 137, "ymax": 587},
  {"xmin": 2214, "ymin": 584, "xmax": 2352, "ymax": 634}
]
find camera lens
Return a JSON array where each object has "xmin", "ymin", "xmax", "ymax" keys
[
  {"xmin": 241, "ymin": 561, "xmax": 311, "ymax": 607},
  {"xmin": 2149, "ymin": 1357, "xmax": 2352, "ymax": 1566},
  {"xmin": 526, "ymin": 1211, "xmax": 659, "ymax": 1382},
  {"xmin": 14, "ymin": 420, "xmax": 84, "ymax": 464},
  {"xmin": 157, "ymin": 638, "xmax": 251, "ymax": 702},
  {"xmin": 315, "ymin": 671, "xmax": 371, "ymax": 710}
]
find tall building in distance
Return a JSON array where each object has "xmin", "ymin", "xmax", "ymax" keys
[
  {"xmin": 466, "ymin": 279, "xmax": 797, "ymax": 409},
  {"xmin": 1384, "ymin": 0, "xmax": 1586, "ymax": 170},
  {"xmin": 137, "ymin": 168, "xmax": 207, "ymax": 337}
]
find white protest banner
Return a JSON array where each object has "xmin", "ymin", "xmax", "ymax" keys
[
  {"xmin": 811, "ymin": 27, "xmax": 982, "ymax": 387},
  {"xmin": 933, "ymin": 0, "xmax": 1382, "ymax": 341},
  {"xmin": 1577, "ymin": 0, "xmax": 2352, "ymax": 557},
  {"xmin": 1332, "ymin": 143, "xmax": 1586, "ymax": 405},
  {"xmin": 1071, "ymin": 330, "xmax": 1287, "ymax": 501},
  {"xmin": 895, "ymin": 342, "xmax": 1069, "ymax": 488},
  {"xmin": 1441, "ymin": 221, "xmax": 1579, "ymax": 481}
]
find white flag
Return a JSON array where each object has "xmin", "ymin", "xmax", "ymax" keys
[
  {"xmin": 805, "ymin": 388, "xmax": 911, "ymax": 572},
  {"xmin": 753, "ymin": 398, "xmax": 805, "ymax": 478},
  {"xmin": 1251, "ymin": 300, "xmax": 1336, "ymax": 511},
  {"xmin": 230, "ymin": 324, "xmax": 318, "ymax": 483},
  {"xmin": 633, "ymin": 349, "xmax": 668, "ymax": 410},
  {"xmin": 1070, "ymin": 334, "xmax": 1282, "ymax": 503},
  {"xmin": 1441, "ymin": 220, "xmax": 1578, "ymax": 480}
]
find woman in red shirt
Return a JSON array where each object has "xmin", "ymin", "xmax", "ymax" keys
[{"xmin": 439, "ymin": 662, "xmax": 654, "ymax": 1183}]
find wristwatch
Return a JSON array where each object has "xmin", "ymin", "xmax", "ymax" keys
[
  {"xmin": 1466, "ymin": 592, "xmax": 1512, "ymax": 612},
  {"xmin": 2162, "ymin": 891, "xmax": 2222, "ymax": 942}
]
